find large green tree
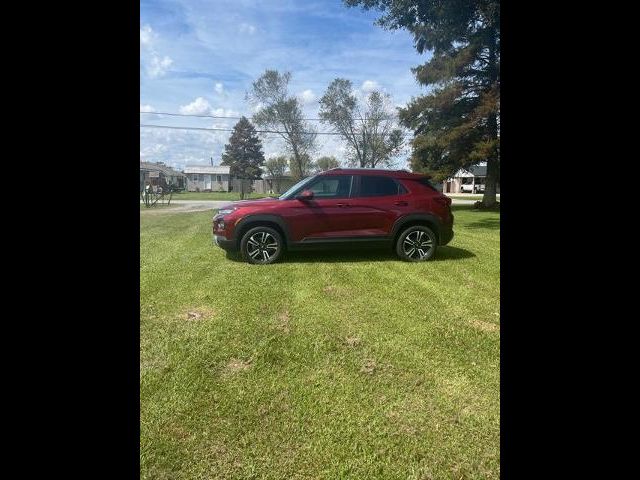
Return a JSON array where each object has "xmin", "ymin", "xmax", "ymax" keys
[
  {"xmin": 346, "ymin": 0, "xmax": 500, "ymax": 207},
  {"xmin": 288, "ymin": 153, "xmax": 314, "ymax": 180},
  {"xmin": 248, "ymin": 70, "xmax": 317, "ymax": 181},
  {"xmin": 264, "ymin": 156, "xmax": 289, "ymax": 193},
  {"xmin": 315, "ymin": 156, "xmax": 341, "ymax": 172},
  {"xmin": 319, "ymin": 78, "xmax": 403, "ymax": 168},
  {"xmin": 221, "ymin": 116, "xmax": 265, "ymax": 199}
]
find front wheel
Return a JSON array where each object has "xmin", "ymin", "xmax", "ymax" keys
[
  {"xmin": 396, "ymin": 226, "xmax": 437, "ymax": 262},
  {"xmin": 240, "ymin": 226, "xmax": 284, "ymax": 265}
]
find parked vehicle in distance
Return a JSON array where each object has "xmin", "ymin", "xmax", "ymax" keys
[
  {"xmin": 212, "ymin": 168, "xmax": 454, "ymax": 264},
  {"xmin": 460, "ymin": 177, "xmax": 485, "ymax": 193}
]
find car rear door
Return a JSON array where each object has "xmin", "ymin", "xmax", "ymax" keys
[{"xmin": 345, "ymin": 175, "xmax": 413, "ymax": 237}]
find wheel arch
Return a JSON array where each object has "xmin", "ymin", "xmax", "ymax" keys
[
  {"xmin": 391, "ymin": 214, "xmax": 442, "ymax": 246},
  {"xmin": 233, "ymin": 215, "xmax": 290, "ymax": 249}
]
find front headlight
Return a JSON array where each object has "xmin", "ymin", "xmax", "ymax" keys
[{"xmin": 218, "ymin": 207, "xmax": 236, "ymax": 216}]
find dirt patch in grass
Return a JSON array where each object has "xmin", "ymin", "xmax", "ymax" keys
[
  {"xmin": 360, "ymin": 358, "xmax": 377, "ymax": 374},
  {"xmin": 470, "ymin": 319, "xmax": 500, "ymax": 332},
  {"xmin": 322, "ymin": 284, "xmax": 347, "ymax": 297},
  {"xmin": 167, "ymin": 423, "xmax": 191, "ymax": 440},
  {"xmin": 224, "ymin": 358, "xmax": 252, "ymax": 375},
  {"xmin": 344, "ymin": 336, "xmax": 361, "ymax": 348},
  {"xmin": 184, "ymin": 307, "xmax": 216, "ymax": 321},
  {"xmin": 140, "ymin": 358, "xmax": 169, "ymax": 375},
  {"xmin": 276, "ymin": 310, "xmax": 290, "ymax": 332}
]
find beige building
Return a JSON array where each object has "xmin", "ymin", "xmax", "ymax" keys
[{"xmin": 184, "ymin": 165, "xmax": 231, "ymax": 192}]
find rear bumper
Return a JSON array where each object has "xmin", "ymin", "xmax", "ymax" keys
[
  {"xmin": 439, "ymin": 227, "xmax": 454, "ymax": 246},
  {"xmin": 439, "ymin": 212, "xmax": 454, "ymax": 245}
]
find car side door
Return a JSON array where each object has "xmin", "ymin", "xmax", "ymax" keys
[
  {"xmin": 345, "ymin": 175, "xmax": 413, "ymax": 237},
  {"xmin": 285, "ymin": 175, "xmax": 356, "ymax": 241}
]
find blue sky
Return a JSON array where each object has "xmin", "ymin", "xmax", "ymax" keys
[{"xmin": 140, "ymin": 0, "xmax": 430, "ymax": 170}]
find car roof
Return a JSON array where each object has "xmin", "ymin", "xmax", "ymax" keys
[{"xmin": 319, "ymin": 167, "xmax": 430, "ymax": 179}]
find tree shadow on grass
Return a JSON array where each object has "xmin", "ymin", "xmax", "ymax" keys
[{"xmin": 225, "ymin": 245, "xmax": 475, "ymax": 264}]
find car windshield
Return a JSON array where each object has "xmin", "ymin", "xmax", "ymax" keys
[{"xmin": 278, "ymin": 175, "xmax": 317, "ymax": 200}]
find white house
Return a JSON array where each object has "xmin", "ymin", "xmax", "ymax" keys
[
  {"xmin": 443, "ymin": 164, "xmax": 492, "ymax": 194},
  {"xmin": 184, "ymin": 165, "xmax": 231, "ymax": 192}
]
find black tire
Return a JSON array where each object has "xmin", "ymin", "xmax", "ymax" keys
[
  {"xmin": 240, "ymin": 226, "xmax": 284, "ymax": 265},
  {"xmin": 395, "ymin": 225, "xmax": 437, "ymax": 262}
]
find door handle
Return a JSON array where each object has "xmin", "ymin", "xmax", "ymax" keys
[
  {"xmin": 394, "ymin": 201, "xmax": 408, "ymax": 206},
  {"xmin": 336, "ymin": 203, "xmax": 350, "ymax": 208}
]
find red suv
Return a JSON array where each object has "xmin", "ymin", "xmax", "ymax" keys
[{"xmin": 212, "ymin": 168, "xmax": 453, "ymax": 264}]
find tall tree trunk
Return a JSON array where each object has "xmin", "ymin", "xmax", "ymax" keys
[
  {"xmin": 291, "ymin": 144, "xmax": 303, "ymax": 180},
  {"xmin": 481, "ymin": 29, "xmax": 499, "ymax": 208},
  {"xmin": 483, "ymin": 151, "xmax": 498, "ymax": 207}
]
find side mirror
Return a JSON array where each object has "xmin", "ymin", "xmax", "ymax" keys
[{"xmin": 296, "ymin": 189, "xmax": 314, "ymax": 201}]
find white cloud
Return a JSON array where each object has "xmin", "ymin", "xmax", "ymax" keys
[
  {"xmin": 239, "ymin": 23, "xmax": 256, "ymax": 35},
  {"xmin": 148, "ymin": 54, "xmax": 173, "ymax": 78},
  {"xmin": 139, "ymin": 104, "xmax": 156, "ymax": 113},
  {"xmin": 140, "ymin": 25, "xmax": 156, "ymax": 47},
  {"xmin": 140, "ymin": 142, "xmax": 168, "ymax": 159},
  {"xmin": 140, "ymin": 24, "xmax": 173, "ymax": 78},
  {"xmin": 298, "ymin": 89, "xmax": 317, "ymax": 105},
  {"xmin": 361, "ymin": 80, "xmax": 380, "ymax": 92},
  {"xmin": 211, "ymin": 108, "xmax": 242, "ymax": 128},
  {"xmin": 214, "ymin": 82, "xmax": 224, "ymax": 94},
  {"xmin": 140, "ymin": 128, "xmax": 228, "ymax": 170},
  {"xmin": 179, "ymin": 97, "xmax": 212, "ymax": 115},
  {"xmin": 211, "ymin": 107, "xmax": 240, "ymax": 117}
]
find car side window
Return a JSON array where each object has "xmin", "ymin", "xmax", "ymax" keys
[
  {"xmin": 306, "ymin": 175, "xmax": 353, "ymax": 199},
  {"xmin": 358, "ymin": 175, "xmax": 404, "ymax": 197}
]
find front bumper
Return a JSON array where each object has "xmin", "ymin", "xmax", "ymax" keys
[
  {"xmin": 214, "ymin": 235, "xmax": 236, "ymax": 251},
  {"xmin": 212, "ymin": 213, "xmax": 237, "ymax": 251}
]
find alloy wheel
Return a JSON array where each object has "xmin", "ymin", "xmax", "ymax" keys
[
  {"xmin": 246, "ymin": 231, "xmax": 279, "ymax": 263},
  {"xmin": 402, "ymin": 230, "xmax": 434, "ymax": 260}
]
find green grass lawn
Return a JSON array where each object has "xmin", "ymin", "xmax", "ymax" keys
[
  {"xmin": 169, "ymin": 191, "xmax": 274, "ymax": 200},
  {"xmin": 140, "ymin": 206, "xmax": 500, "ymax": 479}
]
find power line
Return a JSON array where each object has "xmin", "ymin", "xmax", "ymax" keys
[
  {"xmin": 140, "ymin": 110, "xmax": 400, "ymax": 121},
  {"xmin": 140, "ymin": 123, "xmax": 414, "ymax": 138},
  {"xmin": 141, "ymin": 111, "xmax": 248, "ymax": 120},
  {"xmin": 140, "ymin": 124, "xmax": 339, "ymax": 135}
]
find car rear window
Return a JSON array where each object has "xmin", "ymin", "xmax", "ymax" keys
[
  {"xmin": 359, "ymin": 175, "xmax": 405, "ymax": 197},
  {"xmin": 415, "ymin": 177, "xmax": 439, "ymax": 191}
]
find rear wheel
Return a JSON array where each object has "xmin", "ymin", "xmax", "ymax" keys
[
  {"xmin": 240, "ymin": 226, "xmax": 283, "ymax": 265},
  {"xmin": 396, "ymin": 226, "xmax": 437, "ymax": 262}
]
